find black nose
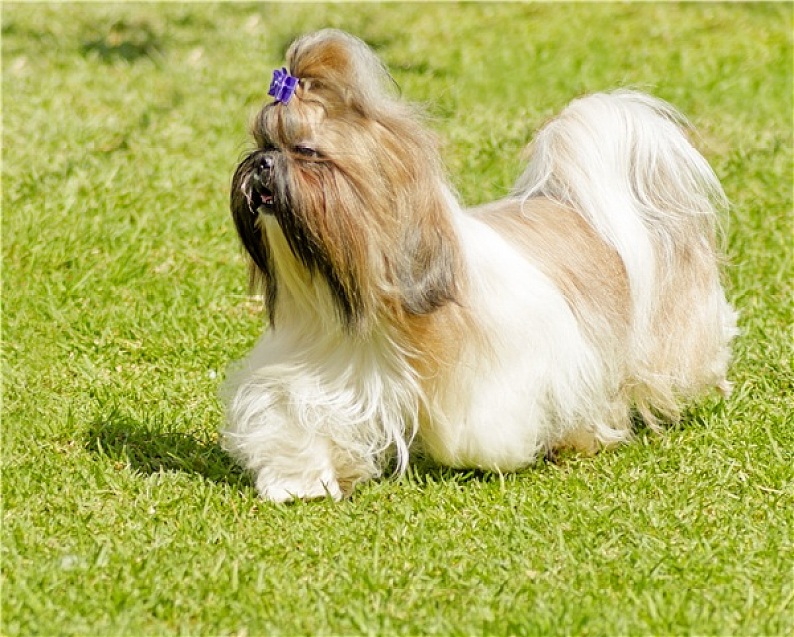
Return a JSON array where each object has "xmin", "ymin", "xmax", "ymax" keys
[
  {"xmin": 257, "ymin": 154, "xmax": 273, "ymax": 173},
  {"xmin": 252, "ymin": 154, "xmax": 274, "ymax": 193}
]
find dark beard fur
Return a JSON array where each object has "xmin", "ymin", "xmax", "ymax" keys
[
  {"xmin": 230, "ymin": 150, "xmax": 363, "ymax": 329},
  {"xmin": 230, "ymin": 152, "xmax": 278, "ymax": 324}
]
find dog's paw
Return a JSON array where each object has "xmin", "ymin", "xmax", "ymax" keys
[{"xmin": 255, "ymin": 469, "xmax": 343, "ymax": 503}]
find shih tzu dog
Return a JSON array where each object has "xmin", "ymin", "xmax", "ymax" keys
[{"xmin": 223, "ymin": 29, "xmax": 736, "ymax": 502}]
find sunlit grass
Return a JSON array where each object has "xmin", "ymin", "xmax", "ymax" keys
[{"xmin": 3, "ymin": 3, "xmax": 792, "ymax": 635}]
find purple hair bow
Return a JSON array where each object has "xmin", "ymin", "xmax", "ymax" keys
[{"xmin": 268, "ymin": 67, "xmax": 299, "ymax": 103}]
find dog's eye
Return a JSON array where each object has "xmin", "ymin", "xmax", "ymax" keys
[{"xmin": 293, "ymin": 145, "xmax": 321, "ymax": 159}]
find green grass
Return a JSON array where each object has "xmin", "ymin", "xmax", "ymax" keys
[{"xmin": 2, "ymin": 3, "xmax": 792, "ymax": 635}]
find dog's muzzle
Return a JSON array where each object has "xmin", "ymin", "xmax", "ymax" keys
[{"xmin": 250, "ymin": 153, "xmax": 276, "ymax": 212}]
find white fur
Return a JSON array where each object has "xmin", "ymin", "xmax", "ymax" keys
[
  {"xmin": 223, "ymin": 90, "xmax": 736, "ymax": 501},
  {"xmin": 515, "ymin": 91, "xmax": 729, "ymax": 336},
  {"xmin": 223, "ymin": 220, "xmax": 422, "ymax": 501},
  {"xmin": 419, "ymin": 207, "xmax": 618, "ymax": 468}
]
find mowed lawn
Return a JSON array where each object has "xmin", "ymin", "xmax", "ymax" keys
[{"xmin": 2, "ymin": 3, "xmax": 792, "ymax": 635}]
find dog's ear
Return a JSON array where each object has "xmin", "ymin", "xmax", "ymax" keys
[{"xmin": 397, "ymin": 204, "xmax": 459, "ymax": 316}]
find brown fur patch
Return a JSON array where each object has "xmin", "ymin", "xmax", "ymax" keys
[
  {"xmin": 630, "ymin": 233, "xmax": 728, "ymax": 425},
  {"xmin": 471, "ymin": 197, "xmax": 632, "ymax": 346}
]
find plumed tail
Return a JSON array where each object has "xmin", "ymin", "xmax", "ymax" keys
[
  {"xmin": 515, "ymin": 91, "xmax": 725, "ymax": 303},
  {"xmin": 515, "ymin": 90, "xmax": 736, "ymax": 424},
  {"xmin": 516, "ymin": 92, "xmax": 727, "ymax": 215}
]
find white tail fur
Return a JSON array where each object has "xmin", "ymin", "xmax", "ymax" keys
[
  {"xmin": 514, "ymin": 90, "xmax": 736, "ymax": 422},
  {"xmin": 515, "ymin": 91, "xmax": 725, "ymax": 312}
]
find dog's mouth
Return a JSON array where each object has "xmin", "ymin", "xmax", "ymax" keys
[
  {"xmin": 247, "ymin": 172, "xmax": 276, "ymax": 215},
  {"xmin": 258, "ymin": 188, "xmax": 275, "ymax": 210}
]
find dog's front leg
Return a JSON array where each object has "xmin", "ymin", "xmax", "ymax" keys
[
  {"xmin": 222, "ymin": 377, "xmax": 345, "ymax": 502},
  {"xmin": 252, "ymin": 433, "xmax": 344, "ymax": 503}
]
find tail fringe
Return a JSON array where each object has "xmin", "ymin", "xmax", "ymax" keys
[
  {"xmin": 513, "ymin": 90, "xmax": 733, "ymax": 428},
  {"xmin": 514, "ymin": 90, "xmax": 726, "ymax": 253}
]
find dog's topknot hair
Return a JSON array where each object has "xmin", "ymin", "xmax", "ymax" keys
[{"xmin": 286, "ymin": 29, "xmax": 403, "ymax": 117}]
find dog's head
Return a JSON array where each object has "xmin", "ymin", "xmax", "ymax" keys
[{"xmin": 231, "ymin": 30, "xmax": 459, "ymax": 332}]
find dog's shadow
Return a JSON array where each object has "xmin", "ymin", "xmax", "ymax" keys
[
  {"xmin": 83, "ymin": 409, "xmax": 504, "ymax": 497},
  {"xmin": 85, "ymin": 407, "xmax": 252, "ymax": 488},
  {"xmin": 84, "ymin": 408, "xmax": 705, "ymax": 497}
]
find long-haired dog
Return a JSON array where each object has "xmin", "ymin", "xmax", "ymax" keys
[{"xmin": 223, "ymin": 30, "xmax": 736, "ymax": 502}]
